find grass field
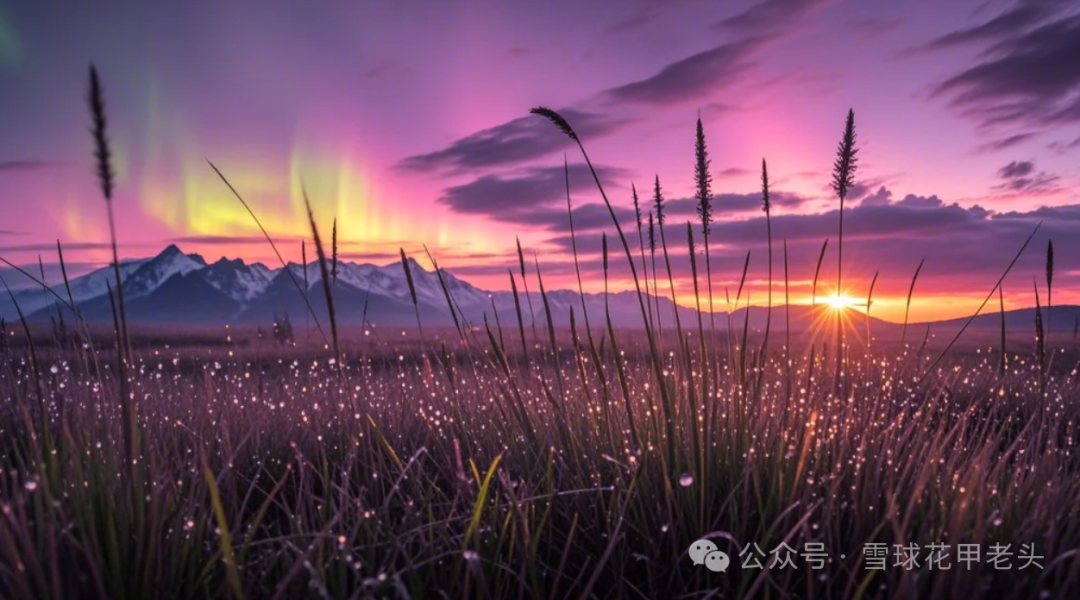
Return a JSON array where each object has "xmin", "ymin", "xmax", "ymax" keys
[{"xmin": 1, "ymin": 79, "xmax": 1078, "ymax": 599}]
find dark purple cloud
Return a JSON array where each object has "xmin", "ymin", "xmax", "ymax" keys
[
  {"xmin": 602, "ymin": 38, "xmax": 762, "ymax": 106},
  {"xmin": 711, "ymin": 0, "xmax": 833, "ymax": 37},
  {"xmin": 974, "ymin": 132, "xmax": 1037, "ymax": 153},
  {"xmin": 930, "ymin": 4, "xmax": 1080, "ymax": 129},
  {"xmin": 0, "ymin": 160, "xmax": 63, "ymax": 172},
  {"xmin": 0, "ymin": 242, "xmax": 121, "ymax": 253},
  {"xmin": 992, "ymin": 160, "xmax": 1061, "ymax": 194},
  {"xmin": 716, "ymin": 167, "xmax": 750, "ymax": 178},
  {"xmin": 437, "ymin": 163, "xmax": 631, "ymax": 222},
  {"xmin": 537, "ymin": 190, "xmax": 1073, "ymax": 298},
  {"xmin": 1048, "ymin": 135, "xmax": 1080, "ymax": 153},
  {"xmin": 664, "ymin": 191, "xmax": 809, "ymax": 216},
  {"xmin": 997, "ymin": 160, "xmax": 1034, "ymax": 179},
  {"xmin": 859, "ymin": 187, "xmax": 892, "ymax": 207},
  {"xmin": 397, "ymin": 109, "xmax": 633, "ymax": 175},
  {"xmin": 604, "ymin": 0, "xmax": 709, "ymax": 35},
  {"xmin": 922, "ymin": 2, "xmax": 1053, "ymax": 50},
  {"xmin": 600, "ymin": 0, "xmax": 834, "ymax": 107}
]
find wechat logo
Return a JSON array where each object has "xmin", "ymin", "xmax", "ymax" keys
[{"xmin": 689, "ymin": 539, "xmax": 731, "ymax": 573}]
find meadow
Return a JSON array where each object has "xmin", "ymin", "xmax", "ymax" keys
[{"xmin": 1, "ymin": 71, "xmax": 1078, "ymax": 599}]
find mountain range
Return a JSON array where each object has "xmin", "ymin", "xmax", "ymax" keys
[{"xmin": 2, "ymin": 245, "xmax": 1076, "ymax": 338}]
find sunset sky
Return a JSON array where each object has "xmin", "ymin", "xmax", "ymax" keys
[{"xmin": 1, "ymin": 0, "xmax": 1078, "ymax": 322}]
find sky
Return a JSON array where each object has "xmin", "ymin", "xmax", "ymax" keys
[{"xmin": 1, "ymin": 0, "xmax": 1079, "ymax": 322}]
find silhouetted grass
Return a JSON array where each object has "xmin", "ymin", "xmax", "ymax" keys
[{"xmin": 0, "ymin": 97, "xmax": 1078, "ymax": 600}]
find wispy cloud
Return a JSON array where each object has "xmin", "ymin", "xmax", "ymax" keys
[
  {"xmin": 992, "ymin": 159, "xmax": 1061, "ymax": 194},
  {"xmin": 711, "ymin": 0, "xmax": 833, "ymax": 37},
  {"xmin": 397, "ymin": 110, "xmax": 632, "ymax": 175},
  {"xmin": 0, "ymin": 241, "xmax": 119, "ymax": 253},
  {"xmin": 167, "ymin": 235, "xmax": 275, "ymax": 245},
  {"xmin": 0, "ymin": 160, "xmax": 63, "ymax": 172},
  {"xmin": 1047, "ymin": 135, "xmax": 1080, "ymax": 153},
  {"xmin": 929, "ymin": 3, "xmax": 1080, "ymax": 129},
  {"xmin": 601, "ymin": 37, "xmax": 762, "ymax": 106},
  {"xmin": 921, "ymin": 1, "xmax": 1053, "ymax": 50},
  {"xmin": 997, "ymin": 160, "xmax": 1034, "ymax": 179},
  {"xmin": 847, "ymin": 17, "xmax": 902, "ymax": 38},
  {"xmin": 437, "ymin": 163, "xmax": 630, "ymax": 221},
  {"xmin": 716, "ymin": 167, "xmax": 750, "ymax": 178},
  {"xmin": 973, "ymin": 132, "xmax": 1038, "ymax": 153}
]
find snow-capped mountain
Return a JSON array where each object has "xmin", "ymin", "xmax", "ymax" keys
[
  {"xmin": 0, "ymin": 244, "xmax": 794, "ymax": 329},
  {"xmin": 120, "ymin": 244, "xmax": 207, "ymax": 299},
  {"xmin": 2, "ymin": 245, "xmax": 494, "ymax": 326},
  {"xmin": 200, "ymin": 257, "xmax": 274, "ymax": 303},
  {"xmin": 11, "ymin": 244, "xmax": 1062, "ymax": 337},
  {"xmin": 0, "ymin": 258, "xmax": 149, "ymax": 318}
]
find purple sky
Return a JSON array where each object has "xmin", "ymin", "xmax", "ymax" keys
[{"xmin": 1, "ymin": 0, "xmax": 1079, "ymax": 321}]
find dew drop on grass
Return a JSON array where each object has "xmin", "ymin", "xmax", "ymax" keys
[
  {"xmin": 679, "ymin": 473, "xmax": 693, "ymax": 487},
  {"xmin": 24, "ymin": 480, "xmax": 37, "ymax": 491}
]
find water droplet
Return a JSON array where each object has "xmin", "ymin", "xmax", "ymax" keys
[{"xmin": 679, "ymin": 473, "xmax": 693, "ymax": 487}]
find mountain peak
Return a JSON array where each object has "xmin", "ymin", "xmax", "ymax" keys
[
  {"xmin": 212, "ymin": 256, "xmax": 245, "ymax": 268},
  {"xmin": 159, "ymin": 243, "xmax": 183, "ymax": 257},
  {"xmin": 389, "ymin": 255, "xmax": 427, "ymax": 273}
]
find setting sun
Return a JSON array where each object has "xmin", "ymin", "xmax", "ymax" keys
[{"xmin": 822, "ymin": 293, "xmax": 861, "ymax": 311}]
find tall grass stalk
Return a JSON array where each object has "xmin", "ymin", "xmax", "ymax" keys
[
  {"xmin": 331, "ymin": 218, "xmax": 338, "ymax": 290},
  {"xmin": 301, "ymin": 188, "xmax": 340, "ymax": 372},
  {"xmin": 516, "ymin": 237, "xmax": 538, "ymax": 343},
  {"xmin": 424, "ymin": 245, "xmax": 467, "ymax": 344},
  {"xmin": 1034, "ymin": 277, "xmax": 1046, "ymax": 383},
  {"xmin": 865, "ymin": 270, "xmax": 879, "ymax": 362},
  {"xmin": 685, "ymin": 222, "xmax": 705, "ymax": 496},
  {"xmin": 1000, "ymin": 284, "xmax": 1008, "ymax": 375},
  {"xmin": 89, "ymin": 66, "xmax": 129, "ymax": 365},
  {"xmin": 400, "ymin": 248, "xmax": 424, "ymax": 341},
  {"xmin": 901, "ymin": 258, "xmax": 924, "ymax": 349},
  {"xmin": 811, "ymin": 239, "xmax": 829, "ymax": 308},
  {"xmin": 921, "ymin": 221, "xmax": 1041, "ymax": 383},
  {"xmin": 693, "ymin": 117, "xmax": 716, "ymax": 356},
  {"xmin": 531, "ymin": 106, "xmax": 676, "ymax": 466},
  {"xmin": 89, "ymin": 65, "xmax": 137, "ymax": 469},
  {"xmin": 830, "ymin": 110, "xmax": 858, "ymax": 390},
  {"xmin": 208, "ymin": 163, "xmax": 327, "ymax": 347},
  {"xmin": 784, "ymin": 238, "xmax": 791, "ymax": 400},
  {"xmin": 563, "ymin": 156, "xmax": 597, "ymax": 351},
  {"xmin": 1046, "ymin": 239, "xmax": 1053, "ymax": 349},
  {"xmin": 759, "ymin": 158, "xmax": 774, "ymax": 376},
  {"xmin": 632, "ymin": 185, "xmax": 655, "ymax": 331},
  {"xmin": 733, "ymin": 250, "xmax": 751, "ymax": 388},
  {"xmin": 648, "ymin": 211, "xmax": 661, "ymax": 338},
  {"xmin": 302, "ymin": 241, "xmax": 309, "ymax": 344},
  {"xmin": 653, "ymin": 176, "xmax": 685, "ymax": 463}
]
